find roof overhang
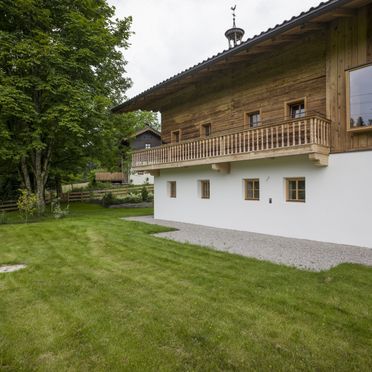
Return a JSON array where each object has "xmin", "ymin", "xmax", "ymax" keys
[{"xmin": 112, "ymin": 0, "xmax": 371, "ymax": 114}]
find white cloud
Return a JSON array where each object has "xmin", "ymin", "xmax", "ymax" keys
[{"xmin": 109, "ymin": 0, "xmax": 322, "ymax": 98}]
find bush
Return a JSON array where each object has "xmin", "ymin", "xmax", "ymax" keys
[
  {"xmin": 51, "ymin": 199, "xmax": 69, "ymax": 219},
  {"xmin": 0, "ymin": 210, "xmax": 7, "ymax": 225},
  {"xmin": 147, "ymin": 192, "xmax": 154, "ymax": 202},
  {"xmin": 121, "ymin": 192, "xmax": 142, "ymax": 204},
  {"xmin": 17, "ymin": 189, "xmax": 37, "ymax": 223},
  {"xmin": 141, "ymin": 186, "xmax": 149, "ymax": 202},
  {"xmin": 102, "ymin": 192, "xmax": 116, "ymax": 208}
]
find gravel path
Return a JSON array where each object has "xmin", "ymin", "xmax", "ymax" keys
[{"xmin": 125, "ymin": 216, "xmax": 372, "ymax": 271}]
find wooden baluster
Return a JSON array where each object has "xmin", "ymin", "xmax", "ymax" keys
[{"xmin": 275, "ymin": 127, "xmax": 278, "ymax": 148}]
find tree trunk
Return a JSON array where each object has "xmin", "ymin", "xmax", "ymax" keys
[
  {"xmin": 20, "ymin": 157, "xmax": 32, "ymax": 193},
  {"xmin": 55, "ymin": 174, "xmax": 62, "ymax": 198},
  {"xmin": 34, "ymin": 150, "xmax": 47, "ymax": 214}
]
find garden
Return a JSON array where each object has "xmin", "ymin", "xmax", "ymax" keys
[{"xmin": 0, "ymin": 204, "xmax": 371, "ymax": 371}]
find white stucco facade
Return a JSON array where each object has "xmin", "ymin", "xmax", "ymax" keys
[
  {"xmin": 154, "ymin": 151, "xmax": 372, "ymax": 248},
  {"xmin": 130, "ymin": 172, "xmax": 154, "ymax": 185}
]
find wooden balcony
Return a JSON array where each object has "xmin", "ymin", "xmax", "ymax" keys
[{"xmin": 132, "ymin": 115, "xmax": 331, "ymax": 173}]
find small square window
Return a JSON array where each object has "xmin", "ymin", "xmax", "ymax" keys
[
  {"xmin": 201, "ymin": 123, "xmax": 212, "ymax": 137},
  {"xmin": 286, "ymin": 178, "xmax": 305, "ymax": 202},
  {"xmin": 288, "ymin": 101, "xmax": 305, "ymax": 119},
  {"xmin": 244, "ymin": 179, "xmax": 260, "ymax": 200},
  {"xmin": 145, "ymin": 143, "xmax": 151, "ymax": 149},
  {"xmin": 200, "ymin": 180, "xmax": 210, "ymax": 199},
  {"xmin": 168, "ymin": 181, "xmax": 176, "ymax": 198},
  {"xmin": 247, "ymin": 111, "xmax": 261, "ymax": 128},
  {"xmin": 171, "ymin": 130, "xmax": 181, "ymax": 143}
]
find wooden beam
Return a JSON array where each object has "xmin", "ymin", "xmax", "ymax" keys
[
  {"xmin": 299, "ymin": 23, "xmax": 325, "ymax": 31},
  {"xmin": 211, "ymin": 162, "xmax": 231, "ymax": 174},
  {"xmin": 329, "ymin": 8, "xmax": 355, "ymax": 17},
  {"xmin": 149, "ymin": 170, "xmax": 160, "ymax": 177},
  {"xmin": 309, "ymin": 153, "xmax": 329, "ymax": 167}
]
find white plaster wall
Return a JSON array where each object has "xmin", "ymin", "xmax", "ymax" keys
[
  {"xmin": 154, "ymin": 151, "xmax": 372, "ymax": 248},
  {"xmin": 130, "ymin": 172, "xmax": 154, "ymax": 185}
]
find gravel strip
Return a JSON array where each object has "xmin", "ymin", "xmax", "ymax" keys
[{"xmin": 125, "ymin": 216, "xmax": 372, "ymax": 271}]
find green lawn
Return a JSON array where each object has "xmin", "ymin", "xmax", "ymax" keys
[{"xmin": 0, "ymin": 204, "xmax": 371, "ymax": 371}]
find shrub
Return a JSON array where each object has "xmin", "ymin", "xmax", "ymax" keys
[
  {"xmin": 17, "ymin": 189, "xmax": 37, "ymax": 223},
  {"xmin": 141, "ymin": 186, "xmax": 149, "ymax": 202},
  {"xmin": 0, "ymin": 210, "xmax": 7, "ymax": 225},
  {"xmin": 123, "ymin": 192, "xmax": 143, "ymax": 204},
  {"xmin": 102, "ymin": 192, "xmax": 116, "ymax": 207},
  {"xmin": 147, "ymin": 192, "xmax": 154, "ymax": 202},
  {"xmin": 51, "ymin": 199, "xmax": 69, "ymax": 219}
]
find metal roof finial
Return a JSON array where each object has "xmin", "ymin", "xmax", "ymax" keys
[
  {"xmin": 231, "ymin": 5, "xmax": 237, "ymax": 28},
  {"xmin": 225, "ymin": 5, "xmax": 245, "ymax": 49}
]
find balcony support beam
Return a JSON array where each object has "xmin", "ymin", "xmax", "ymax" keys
[
  {"xmin": 309, "ymin": 153, "xmax": 329, "ymax": 167},
  {"xmin": 211, "ymin": 162, "xmax": 231, "ymax": 174},
  {"xmin": 149, "ymin": 170, "xmax": 160, "ymax": 177}
]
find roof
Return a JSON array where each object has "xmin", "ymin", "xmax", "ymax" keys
[
  {"xmin": 135, "ymin": 126, "xmax": 161, "ymax": 138},
  {"xmin": 95, "ymin": 172, "xmax": 125, "ymax": 182},
  {"xmin": 112, "ymin": 0, "xmax": 370, "ymax": 113}
]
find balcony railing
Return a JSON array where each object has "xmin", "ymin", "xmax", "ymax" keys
[{"xmin": 132, "ymin": 115, "xmax": 331, "ymax": 170}]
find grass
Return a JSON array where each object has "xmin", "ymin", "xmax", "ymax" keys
[{"xmin": 0, "ymin": 204, "xmax": 371, "ymax": 371}]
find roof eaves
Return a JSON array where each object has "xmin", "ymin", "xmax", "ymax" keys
[{"xmin": 112, "ymin": 0, "xmax": 351, "ymax": 113}]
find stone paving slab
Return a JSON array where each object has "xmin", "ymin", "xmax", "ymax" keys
[{"xmin": 125, "ymin": 216, "xmax": 372, "ymax": 271}]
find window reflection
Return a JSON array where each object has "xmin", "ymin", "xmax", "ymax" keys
[{"xmin": 349, "ymin": 65, "xmax": 372, "ymax": 128}]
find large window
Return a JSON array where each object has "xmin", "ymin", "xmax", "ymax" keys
[
  {"xmin": 286, "ymin": 178, "xmax": 305, "ymax": 203},
  {"xmin": 348, "ymin": 64, "xmax": 372, "ymax": 130},
  {"xmin": 200, "ymin": 180, "xmax": 210, "ymax": 199},
  {"xmin": 244, "ymin": 179, "xmax": 260, "ymax": 201}
]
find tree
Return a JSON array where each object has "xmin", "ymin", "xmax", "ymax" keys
[
  {"xmin": 0, "ymin": 0, "xmax": 133, "ymax": 212},
  {"xmin": 121, "ymin": 110, "xmax": 161, "ymax": 132}
]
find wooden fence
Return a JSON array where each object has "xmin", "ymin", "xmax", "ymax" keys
[
  {"xmin": 0, "ymin": 185, "xmax": 154, "ymax": 211},
  {"xmin": 62, "ymin": 185, "xmax": 154, "ymax": 203}
]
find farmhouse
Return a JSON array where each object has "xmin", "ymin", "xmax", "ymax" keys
[
  {"xmin": 95, "ymin": 126, "xmax": 161, "ymax": 185},
  {"xmin": 113, "ymin": 0, "xmax": 372, "ymax": 248}
]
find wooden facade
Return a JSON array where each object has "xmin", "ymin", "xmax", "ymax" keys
[
  {"xmin": 327, "ymin": 5, "xmax": 372, "ymax": 152},
  {"xmin": 113, "ymin": 0, "xmax": 372, "ymax": 170},
  {"xmin": 161, "ymin": 5, "xmax": 372, "ymax": 154}
]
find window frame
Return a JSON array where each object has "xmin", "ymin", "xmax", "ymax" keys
[
  {"xmin": 286, "ymin": 178, "xmax": 306, "ymax": 203},
  {"xmin": 171, "ymin": 129, "xmax": 182, "ymax": 143},
  {"xmin": 200, "ymin": 123, "xmax": 212, "ymax": 137},
  {"xmin": 145, "ymin": 143, "xmax": 151, "ymax": 149},
  {"xmin": 244, "ymin": 110, "xmax": 262, "ymax": 128},
  {"xmin": 285, "ymin": 98, "xmax": 307, "ymax": 120},
  {"xmin": 199, "ymin": 180, "xmax": 210, "ymax": 199},
  {"xmin": 244, "ymin": 179, "xmax": 260, "ymax": 201},
  {"xmin": 346, "ymin": 63, "xmax": 372, "ymax": 132},
  {"xmin": 168, "ymin": 181, "xmax": 177, "ymax": 198}
]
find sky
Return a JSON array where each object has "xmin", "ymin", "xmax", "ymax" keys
[{"xmin": 108, "ymin": 0, "xmax": 323, "ymax": 99}]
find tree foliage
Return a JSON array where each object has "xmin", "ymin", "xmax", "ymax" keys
[{"xmin": 0, "ymin": 0, "xmax": 133, "ymax": 211}]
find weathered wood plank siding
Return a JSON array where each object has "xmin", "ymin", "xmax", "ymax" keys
[
  {"xmin": 161, "ymin": 31, "xmax": 327, "ymax": 144},
  {"xmin": 327, "ymin": 4, "xmax": 372, "ymax": 152},
  {"xmin": 161, "ymin": 4, "xmax": 372, "ymax": 154}
]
